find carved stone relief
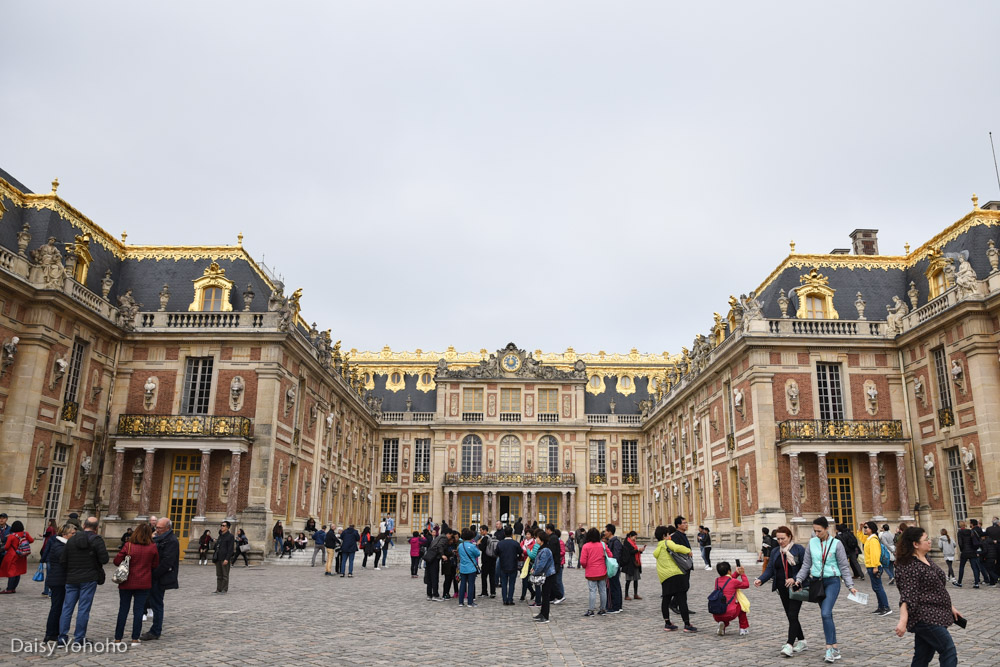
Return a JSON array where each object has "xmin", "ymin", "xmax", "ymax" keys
[
  {"xmin": 864, "ymin": 380, "xmax": 879, "ymax": 415},
  {"xmin": 230, "ymin": 376, "xmax": 245, "ymax": 411},
  {"xmin": 143, "ymin": 377, "xmax": 157, "ymax": 411},
  {"xmin": 785, "ymin": 379, "xmax": 800, "ymax": 416}
]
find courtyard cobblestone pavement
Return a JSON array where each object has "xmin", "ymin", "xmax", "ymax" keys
[{"xmin": 3, "ymin": 556, "xmax": 998, "ymax": 666}]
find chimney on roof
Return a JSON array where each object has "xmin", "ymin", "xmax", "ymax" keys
[
  {"xmin": 830, "ymin": 248, "xmax": 850, "ymax": 255},
  {"xmin": 982, "ymin": 200, "xmax": 1000, "ymax": 211},
  {"xmin": 850, "ymin": 229, "xmax": 879, "ymax": 256}
]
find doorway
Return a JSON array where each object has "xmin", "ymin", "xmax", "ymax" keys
[
  {"xmin": 168, "ymin": 453, "xmax": 201, "ymax": 557},
  {"xmin": 826, "ymin": 456, "xmax": 855, "ymax": 528},
  {"xmin": 498, "ymin": 494, "xmax": 522, "ymax": 526}
]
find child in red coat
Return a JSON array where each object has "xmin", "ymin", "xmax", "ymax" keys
[{"xmin": 712, "ymin": 561, "xmax": 750, "ymax": 635}]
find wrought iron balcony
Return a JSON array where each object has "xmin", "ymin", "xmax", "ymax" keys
[
  {"xmin": 938, "ymin": 408, "xmax": 954, "ymax": 428},
  {"xmin": 776, "ymin": 419, "xmax": 904, "ymax": 443},
  {"xmin": 726, "ymin": 433, "xmax": 736, "ymax": 453},
  {"xmin": 380, "ymin": 471, "xmax": 398, "ymax": 484},
  {"xmin": 443, "ymin": 472, "xmax": 576, "ymax": 486},
  {"xmin": 589, "ymin": 472, "xmax": 607, "ymax": 484},
  {"xmin": 61, "ymin": 401, "xmax": 79, "ymax": 423},
  {"xmin": 117, "ymin": 414, "xmax": 253, "ymax": 440},
  {"xmin": 413, "ymin": 471, "xmax": 431, "ymax": 483},
  {"xmin": 623, "ymin": 472, "xmax": 640, "ymax": 485}
]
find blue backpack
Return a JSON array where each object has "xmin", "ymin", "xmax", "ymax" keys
[
  {"xmin": 707, "ymin": 579, "xmax": 738, "ymax": 615},
  {"xmin": 879, "ymin": 542, "xmax": 892, "ymax": 569}
]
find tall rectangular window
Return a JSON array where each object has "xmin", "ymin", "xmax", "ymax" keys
[
  {"xmin": 622, "ymin": 440, "xmax": 638, "ymax": 480},
  {"xmin": 382, "ymin": 439, "xmax": 399, "ymax": 473},
  {"xmin": 500, "ymin": 388, "xmax": 521, "ymax": 413},
  {"xmin": 816, "ymin": 363, "xmax": 845, "ymax": 420},
  {"xmin": 947, "ymin": 448, "xmax": 968, "ymax": 522},
  {"xmin": 463, "ymin": 388, "xmax": 483, "ymax": 412},
  {"xmin": 588, "ymin": 493, "xmax": 608, "ymax": 529},
  {"xmin": 589, "ymin": 439, "xmax": 606, "ymax": 474},
  {"xmin": 63, "ymin": 340, "xmax": 86, "ymax": 404},
  {"xmin": 537, "ymin": 436, "xmax": 559, "ymax": 475},
  {"xmin": 43, "ymin": 444, "xmax": 68, "ymax": 523},
  {"xmin": 537, "ymin": 389, "xmax": 558, "ymax": 414},
  {"xmin": 412, "ymin": 493, "xmax": 430, "ymax": 528},
  {"xmin": 932, "ymin": 348, "xmax": 952, "ymax": 410},
  {"xmin": 182, "ymin": 357, "xmax": 214, "ymax": 414},
  {"xmin": 414, "ymin": 439, "xmax": 430, "ymax": 475}
]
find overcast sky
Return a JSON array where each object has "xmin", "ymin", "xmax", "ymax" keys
[{"xmin": 4, "ymin": 2, "xmax": 999, "ymax": 357}]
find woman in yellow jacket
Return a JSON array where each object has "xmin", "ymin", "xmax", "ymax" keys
[
  {"xmin": 653, "ymin": 525, "xmax": 697, "ymax": 632},
  {"xmin": 863, "ymin": 520, "xmax": 891, "ymax": 614}
]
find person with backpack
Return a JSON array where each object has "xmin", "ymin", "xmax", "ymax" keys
[
  {"xmin": 954, "ymin": 520, "xmax": 982, "ymax": 588},
  {"xmin": 602, "ymin": 523, "xmax": 624, "ymax": 613},
  {"xmin": 579, "ymin": 527, "xmax": 609, "ymax": 617},
  {"xmin": 793, "ymin": 516, "xmax": 857, "ymax": 664},
  {"xmin": 758, "ymin": 527, "xmax": 775, "ymax": 570},
  {"xmin": 698, "ymin": 526, "xmax": 713, "ymax": 570},
  {"xmin": 360, "ymin": 527, "xmax": 374, "ymax": 568},
  {"xmin": 709, "ymin": 561, "xmax": 749, "ymax": 636},
  {"xmin": 938, "ymin": 528, "xmax": 957, "ymax": 582},
  {"xmin": 478, "ymin": 524, "xmax": 498, "ymax": 598},
  {"xmin": 863, "ymin": 520, "xmax": 892, "ymax": 616},
  {"xmin": 879, "ymin": 524, "xmax": 897, "ymax": 583},
  {"xmin": 0, "ymin": 520, "xmax": 34, "ymax": 593},
  {"xmin": 653, "ymin": 524, "xmax": 697, "ymax": 632},
  {"xmin": 837, "ymin": 523, "xmax": 864, "ymax": 581},
  {"xmin": 42, "ymin": 523, "xmax": 76, "ymax": 642},
  {"xmin": 755, "ymin": 525, "xmax": 806, "ymax": 657}
]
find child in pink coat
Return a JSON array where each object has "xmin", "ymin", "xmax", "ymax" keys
[{"xmin": 712, "ymin": 561, "xmax": 750, "ymax": 635}]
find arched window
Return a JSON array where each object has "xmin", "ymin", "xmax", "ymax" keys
[
  {"xmin": 499, "ymin": 435, "xmax": 520, "ymax": 472},
  {"xmin": 925, "ymin": 247, "xmax": 952, "ymax": 300},
  {"xmin": 537, "ymin": 435, "xmax": 559, "ymax": 475},
  {"xmin": 461, "ymin": 435, "xmax": 482, "ymax": 475},
  {"xmin": 189, "ymin": 262, "xmax": 234, "ymax": 312}
]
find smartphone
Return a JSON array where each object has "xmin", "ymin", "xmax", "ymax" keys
[
  {"xmin": 735, "ymin": 558, "xmax": 741, "ymax": 568},
  {"xmin": 954, "ymin": 615, "xmax": 968, "ymax": 629}
]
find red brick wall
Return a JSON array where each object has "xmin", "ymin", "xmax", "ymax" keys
[
  {"xmin": 213, "ymin": 369, "xmax": 257, "ymax": 417},
  {"xmin": 912, "ymin": 367, "xmax": 933, "ymax": 418},
  {"xmin": 848, "ymin": 374, "xmax": 893, "ymax": 419},
  {"xmin": 772, "ymin": 372, "xmax": 813, "ymax": 421},
  {"xmin": 126, "ymin": 371, "xmax": 178, "ymax": 413}
]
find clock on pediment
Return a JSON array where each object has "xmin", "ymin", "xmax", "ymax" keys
[{"xmin": 501, "ymin": 351, "xmax": 522, "ymax": 373}]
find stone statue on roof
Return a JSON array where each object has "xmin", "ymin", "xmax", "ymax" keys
[
  {"xmin": 885, "ymin": 295, "xmax": 909, "ymax": 335},
  {"xmin": 32, "ymin": 237, "xmax": 65, "ymax": 288},
  {"xmin": 954, "ymin": 252, "xmax": 978, "ymax": 298}
]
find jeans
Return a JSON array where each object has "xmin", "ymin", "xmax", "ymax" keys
[
  {"xmin": 607, "ymin": 573, "xmax": 622, "ymax": 611},
  {"xmin": 818, "ymin": 577, "xmax": 841, "ymax": 645},
  {"xmin": 480, "ymin": 559, "xmax": 496, "ymax": 596},
  {"xmin": 777, "ymin": 585, "xmax": 804, "ymax": 644},
  {"xmin": 884, "ymin": 560, "xmax": 895, "ymax": 580},
  {"xmin": 311, "ymin": 545, "xmax": 326, "ymax": 566},
  {"xmin": 410, "ymin": 556, "xmax": 420, "ymax": 576},
  {"xmin": 273, "ymin": 536, "xmax": 283, "ymax": 555},
  {"xmin": 59, "ymin": 580, "xmax": 98, "ymax": 643},
  {"xmin": 957, "ymin": 555, "xmax": 981, "ymax": 585},
  {"xmin": 425, "ymin": 559, "xmax": 440, "ymax": 598},
  {"xmin": 945, "ymin": 559, "xmax": 954, "ymax": 579},
  {"xmin": 41, "ymin": 563, "xmax": 49, "ymax": 595},
  {"xmin": 381, "ymin": 548, "xmax": 388, "ymax": 567},
  {"xmin": 5, "ymin": 574, "xmax": 20, "ymax": 591},
  {"xmin": 342, "ymin": 551, "xmax": 356, "ymax": 574},
  {"xmin": 911, "ymin": 622, "xmax": 957, "ymax": 667},
  {"xmin": 147, "ymin": 581, "xmax": 165, "ymax": 637},
  {"xmin": 868, "ymin": 567, "xmax": 889, "ymax": 610},
  {"xmin": 45, "ymin": 584, "xmax": 65, "ymax": 639},
  {"xmin": 588, "ymin": 578, "xmax": 607, "ymax": 611},
  {"xmin": 701, "ymin": 546, "xmax": 712, "ymax": 567},
  {"xmin": 555, "ymin": 568, "xmax": 564, "ymax": 599},
  {"xmin": 115, "ymin": 588, "xmax": 149, "ymax": 641},
  {"xmin": 520, "ymin": 574, "xmax": 534, "ymax": 600},
  {"xmin": 458, "ymin": 572, "xmax": 476, "ymax": 605},
  {"xmin": 499, "ymin": 569, "xmax": 516, "ymax": 603}
]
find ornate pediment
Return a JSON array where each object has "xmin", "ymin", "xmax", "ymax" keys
[{"xmin": 435, "ymin": 342, "xmax": 586, "ymax": 381}]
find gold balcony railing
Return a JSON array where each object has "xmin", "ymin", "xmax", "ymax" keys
[
  {"xmin": 776, "ymin": 419, "xmax": 904, "ymax": 443},
  {"xmin": 442, "ymin": 472, "xmax": 576, "ymax": 486},
  {"xmin": 116, "ymin": 414, "xmax": 253, "ymax": 440},
  {"xmin": 937, "ymin": 408, "xmax": 954, "ymax": 428}
]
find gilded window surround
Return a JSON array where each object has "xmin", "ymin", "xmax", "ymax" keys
[
  {"xmin": 924, "ymin": 247, "xmax": 953, "ymax": 299},
  {"xmin": 67, "ymin": 233, "xmax": 93, "ymax": 285},
  {"xmin": 189, "ymin": 262, "xmax": 235, "ymax": 312},
  {"xmin": 794, "ymin": 269, "xmax": 839, "ymax": 320}
]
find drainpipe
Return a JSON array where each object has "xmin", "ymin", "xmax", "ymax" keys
[{"xmin": 898, "ymin": 349, "xmax": 924, "ymax": 522}]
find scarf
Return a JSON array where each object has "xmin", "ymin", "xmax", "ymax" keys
[{"xmin": 779, "ymin": 543, "xmax": 797, "ymax": 566}]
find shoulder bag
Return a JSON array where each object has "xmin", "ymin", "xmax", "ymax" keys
[
  {"xmin": 112, "ymin": 543, "xmax": 131, "ymax": 584},
  {"xmin": 805, "ymin": 539, "xmax": 834, "ymax": 603}
]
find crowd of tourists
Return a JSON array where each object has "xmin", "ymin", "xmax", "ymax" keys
[{"xmin": 403, "ymin": 513, "xmax": 996, "ymax": 666}]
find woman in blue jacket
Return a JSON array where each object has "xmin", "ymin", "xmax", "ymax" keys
[
  {"xmin": 755, "ymin": 526, "xmax": 807, "ymax": 657},
  {"xmin": 457, "ymin": 528, "xmax": 481, "ymax": 608},
  {"xmin": 793, "ymin": 517, "xmax": 858, "ymax": 664},
  {"xmin": 531, "ymin": 539, "xmax": 556, "ymax": 623}
]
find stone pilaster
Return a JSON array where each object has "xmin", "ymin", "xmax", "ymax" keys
[
  {"xmin": 227, "ymin": 450, "xmax": 242, "ymax": 520},
  {"xmin": 816, "ymin": 452, "xmax": 831, "ymax": 519},
  {"xmin": 897, "ymin": 452, "xmax": 914, "ymax": 520},
  {"xmin": 106, "ymin": 447, "xmax": 126, "ymax": 519},
  {"xmin": 869, "ymin": 451, "xmax": 885, "ymax": 521},
  {"xmin": 788, "ymin": 452, "xmax": 802, "ymax": 520},
  {"xmin": 194, "ymin": 448, "xmax": 212, "ymax": 521},
  {"xmin": 137, "ymin": 447, "xmax": 156, "ymax": 519}
]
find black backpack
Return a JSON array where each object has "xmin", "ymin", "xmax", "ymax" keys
[{"xmin": 707, "ymin": 579, "xmax": 738, "ymax": 615}]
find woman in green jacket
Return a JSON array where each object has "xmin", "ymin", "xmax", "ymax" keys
[{"xmin": 653, "ymin": 525, "xmax": 697, "ymax": 632}]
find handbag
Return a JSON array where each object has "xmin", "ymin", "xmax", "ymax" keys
[
  {"xmin": 788, "ymin": 585, "xmax": 811, "ymax": 602},
  {"xmin": 672, "ymin": 551, "xmax": 694, "ymax": 573},
  {"xmin": 239, "ymin": 543, "xmax": 250, "ymax": 553},
  {"xmin": 32, "ymin": 563, "xmax": 45, "ymax": 582},
  {"xmin": 461, "ymin": 542, "xmax": 481, "ymax": 574},
  {"xmin": 529, "ymin": 574, "xmax": 547, "ymax": 586},
  {"xmin": 736, "ymin": 589, "xmax": 750, "ymax": 613},
  {"xmin": 112, "ymin": 543, "xmax": 131, "ymax": 585},
  {"xmin": 604, "ymin": 545, "xmax": 620, "ymax": 578},
  {"xmin": 519, "ymin": 557, "xmax": 531, "ymax": 579}
]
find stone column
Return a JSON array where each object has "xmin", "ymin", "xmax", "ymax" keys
[
  {"xmin": 226, "ymin": 449, "xmax": 242, "ymax": 520},
  {"xmin": 816, "ymin": 452, "xmax": 831, "ymax": 519},
  {"xmin": 569, "ymin": 490, "xmax": 576, "ymax": 531},
  {"xmin": 194, "ymin": 448, "xmax": 212, "ymax": 521},
  {"xmin": 106, "ymin": 447, "xmax": 126, "ymax": 520},
  {"xmin": 482, "ymin": 490, "xmax": 488, "ymax": 526},
  {"xmin": 526, "ymin": 491, "xmax": 533, "ymax": 524},
  {"xmin": 521, "ymin": 491, "xmax": 528, "ymax": 523},
  {"xmin": 137, "ymin": 447, "xmax": 157, "ymax": 519},
  {"xmin": 450, "ymin": 491, "xmax": 457, "ymax": 526},
  {"xmin": 788, "ymin": 452, "xmax": 802, "ymax": 520},
  {"xmin": 562, "ymin": 491, "xmax": 570, "ymax": 531},
  {"xmin": 896, "ymin": 452, "xmax": 914, "ymax": 520},
  {"xmin": 869, "ymin": 452, "xmax": 885, "ymax": 520}
]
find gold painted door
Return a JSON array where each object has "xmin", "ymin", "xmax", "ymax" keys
[
  {"xmin": 168, "ymin": 454, "xmax": 201, "ymax": 557},
  {"xmin": 827, "ymin": 457, "xmax": 855, "ymax": 529},
  {"xmin": 459, "ymin": 494, "xmax": 482, "ymax": 530},
  {"xmin": 536, "ymin": 493, "xmax": 559, "ymax": 527}
]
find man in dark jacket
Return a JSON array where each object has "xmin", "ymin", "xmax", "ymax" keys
[
  {"xmin": 603, "ymin": 523, "xmax": 624, "ymax": 613},
  {"xmin": 213, "ymin": 521, "xmax": 236, "ymax": 594},
  {"xmin": 495, "ymin": 526, "xmax": 521, "ymax": 605},
  {"xmin": 955, "ymin": 520, "xmax": 983, "ymax": 587},
  {"xmin": 42, "ymin": 522, "xmax": 74, "ymax": 642},
  {"xmin": 984, "ymin": 517, "xmax": 1000, "ymax": 586},
  {"xmin": 339, "ymin": 524, "xmax": 360, "ymax": 577},
  {"xmin": 971, "ymin": 519, "xmax": 995, "ymax": 585},
  {"xmin": 478, "ymin": 525, "xmax": 498, "ymax": 598},
  {"xmin": 425, "ymin": 532, "xmax": 449, "ymax": 600},
  {"xmin": 836, "ymin": 524, "xmax": 864, "ymax": 581},
  {"xmin": 142, "ymin": 518, "xmax": 179, "ymax": 640},
  {"xmin": 311, "ymin": 525, "xmax": 327, "ymax": 567},
  {"xmin": 323, "ymin": 528, "xmax": 340, "ymax": 576},
  {"xmin": 58, "ymin": 516, "xmax": 108, "ymax": 646}
]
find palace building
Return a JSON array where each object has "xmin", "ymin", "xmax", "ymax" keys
[{"xmin": 2, "ymin": 165, "xmax": 999, "ymax": 554}]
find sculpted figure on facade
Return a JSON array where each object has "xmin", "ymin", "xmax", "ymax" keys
[
  {"xmin": 230, "ymin": 376, "xmax": 244, "ymax": 410},
  {"xmin": 117, "ymin": 289, "xmax": 141, "ymax": 331},
  {"xmin": 954, "ymin": 254, "xmax": 978, "ymax": 298},
  {"xmin": 907, "ymin": 281, "xmax": 919, "ymax": 310},
  {"xmin": 741, "ymin": 291, "xmax": 764, "ymax": 330},
  {"xmin": 885, "ymin": 296, "xmax": 909, "ymax": 334},
  {"xmin": 923, "ymin": 453, "xmax": 936, "ymax": 480},
  {"xmin": 1, "ymin": 336, "xmax": 19, "ymax": 377},
  {"xmin": 855, "ymin": 292, "xmax": 866, "ymax": 320},
  {"xmin": 32, "ymin": 237, "xmax": 65, "ymax": 288},
  {"xmin": 961, "ymin": 445, "xmax": 976, "ymax": 471},
  {"xmin": 786, "ymin": 380, "xmax": 800, "ymax": 415},
  {"xmin": 913, "ymin": 375, "xmax": 926, "ymax": 404},
  {"xmin": 988, "ymin": 239, "xmax": 1000, "ymax": 273},
  {"xmin": 101, "ymin": 270, "xmax": 114, "ymax": 300},
  {"xmin": 732, "ymin": 386, "xmax": 744, "ymax": 415}
]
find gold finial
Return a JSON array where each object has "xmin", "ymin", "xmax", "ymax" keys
[
  {"xmin": 237, "ymin": 232, "xmax": 243, "ymax": 246},
  {"xmin": 789, "ymin": 240, "xmax": 796, "ymax": 254},
  {"xmin": 972, "ymin": 193, "xmax": 980, "ymax": 209},
  {"xmin": 904, "ymin": 242, "xmax": 910, "ymax": 255},
  {"xmin": 50, "ymin": 178, "xmax": 59, "ymax": 194},
  {"xmin": 121, "ymin": 230, "xmax": 127, "ymax": 243}
]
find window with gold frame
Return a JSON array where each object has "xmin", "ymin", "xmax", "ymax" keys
[
  {"xmin": 500, "ymin": 388, "xmax": 521, "ymax": 413},
  {"xmin": 795, "ymin": 269, "xmax": 838, "ymax": 320},
  {"xmin": 412, "ymin": 493, "xmax": 430, "ymax": 529},
  {"xmin": 537, "ymin": 388, "xmax": 558, "ymax": 413},
  {"xmin": 379, "ymin": 492, "xmax": 397, "ymax": 520},
  {"xmin": 189, "ymin": 262, "xmax": 234, "ymax": 312},
  {"xmin": 621, "ymin": 493, "xmax": 640, "ymax": 534},
  {"xmin": 463, "ymin": 388, "xmax": 483, "ymax": 413}
]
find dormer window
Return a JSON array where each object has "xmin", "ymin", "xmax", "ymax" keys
[
  {"xmin": 795, "ymin": 269, "xmax": 839, "ymax": 320},
  {"xmin": 925, "ymin": 247, "xmax": 952, "ymax": 299},
  {"xmin": 189, "ymin": 262, "xmax": 234, "ymax": 312}
]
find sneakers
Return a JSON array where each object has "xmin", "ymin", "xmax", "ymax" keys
[
  {"xmin": 583, "ymin": 610, "xmax": 595, "ymax": 617},
  {"xmin": 952, "ymin": 582, "xmax": 963, "ymax": 588},
  {"xmin": 780, "ymin": 644, "xmax": 794, "ymax": 657},
  {"xmin": 533, "ymin": 616, "xmax": 550, "ymax": 623},
  {"xmin": 705, "ymin": 565, "xmax": 713, "ymax": 570},
  {"xmin": 458, "ymin": 603, "xmax": 465, "ymax": 607},
  {"xmin": 831, "ymin": 648, "xmax": 841, "ymax": 660},
  {"xmin": 130, "ymin": 639, "xmax": 142, "ymax": 648},
  {"xmin": 554, "ymin": 597, "xmax": 565, "ymax": 605},
  {"xmin": 683, "ymin": 625, "xmax": 698, "ymax": 633},
  {"xmin": 663, "ymin": 621, "xmax": 678, "ymax": 631},
  {"xmin": 597, "ymin": 609, "xmax": 607, "ymax": 616},
  {"xmin": 877, "ymin": 607, "xmax": 893, "ymax": 616},
  {"xmin": 888, "ymin": 577, "xmax": 895, "ymax": 585},
  {"xmin": 793, "ymin": 640, "xmax": 807, "ymax": 653},
  {"xmin": 468, "ymin": 603, "xmax": 478, "ymax": 608},
  {"xmin": 739, "ymin": 628, "xmax": 750, "ymax": 636},
  {"xmin": 606, "ymin": 609, "xmax": 621, "ymax": 614},
  {"xmin": 717, "ymin": 622, "xmax": 726, "ymax": 636},
  {"xmin": 973, "ymin": 584, "xmax": 980, "ymax": 589},
  {"xmin": 141, "ymin": 614, "xmax": 148, "ymax": 622},
  {"xmin": 825, "ymin": 649, "xmax": 837, "ymax": 663}
]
